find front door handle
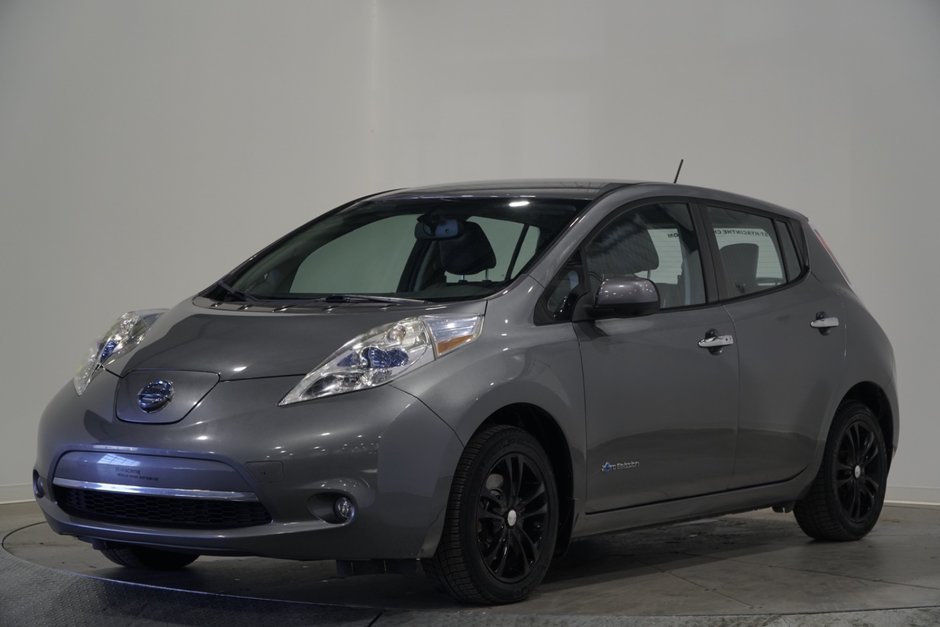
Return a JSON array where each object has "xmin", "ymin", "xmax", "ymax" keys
[
  {"xmin": 698, "ymin": 331, "xmax": 734, "ymax": 352},
  {"xmin": 810, "ymin": 312, "xmax": 840, "ymax": 333}
]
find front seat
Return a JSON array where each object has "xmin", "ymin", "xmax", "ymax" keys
[{"xmin": 439, "ymin": 221, "xmax": 497, "ymax": 279}]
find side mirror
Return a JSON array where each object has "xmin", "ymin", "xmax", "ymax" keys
[{"xmin": 575, "ymin": 277, "xmax": 660, "ymax": 321}]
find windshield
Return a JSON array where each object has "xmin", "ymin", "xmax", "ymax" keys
[{"xmin": 208, "ymin": 197, "xmax": 587, "ymax": 303}]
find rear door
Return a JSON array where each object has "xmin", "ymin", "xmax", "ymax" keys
[
  {"xmin": 577, "ymin": 202, "xmax": 739, "ymax": 513},
  {"xmin": 703, "ymin": 204, "xmax": 844, "ymax": 487}
]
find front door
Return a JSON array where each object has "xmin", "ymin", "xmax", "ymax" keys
[{"xmin": 578, "ymin": 202, "xmax": 739, "ymax": 513}]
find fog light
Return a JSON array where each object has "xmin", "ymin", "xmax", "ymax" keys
[
  {"xmin": 32, "ymin": 471, "xmax": 45, "ymax": 499},
  {"xmin": 334, "ymin": 496, "xmax": 356, "ymax": 522}
]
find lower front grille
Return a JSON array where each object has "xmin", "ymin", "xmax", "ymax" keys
[{"xmin": 55, "ymin": 486, "xmax": 272, "ymax": 529}]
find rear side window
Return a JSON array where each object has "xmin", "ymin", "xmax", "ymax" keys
[{"xmin": 707, "ymin": 206, "xmax": 785, "ymax": 297}]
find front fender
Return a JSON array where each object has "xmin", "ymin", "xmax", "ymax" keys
[{"xmin": 391, "ymin": 315, "xmax": 585, "ymax": 504}]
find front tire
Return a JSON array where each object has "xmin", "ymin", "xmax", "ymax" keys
[
  {"xmin": 794, "ymin": 402, "xmax": 887, "ymax": 541},
  {"xmin": 425, "ymin": 425, "xmax": 559, "ymax": 604},
  {"xmin": 99, "ymin": 543, "xmax": 199, "ymax": 570}
]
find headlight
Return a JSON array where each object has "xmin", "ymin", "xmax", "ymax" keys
[
  {"xmin": 279, "ymin": 314, "xmax": 484, "ymax": 405},
  {"xmin": 73, "ymin": 309, "xmax": 168, "ymax": 396}
]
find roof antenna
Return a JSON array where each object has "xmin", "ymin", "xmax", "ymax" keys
[{"xmin": 672, "ymin": 158, "xmax": 684, "ymax": 184}]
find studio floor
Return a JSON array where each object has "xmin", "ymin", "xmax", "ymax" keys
[{"xmin": 1, "ymin": 501, "xmax": 939, "ymax": 626}]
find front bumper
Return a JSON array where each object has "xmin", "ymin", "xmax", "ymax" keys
[{"xmin": 34, "ymin": 372, "xmax": 463, "ymax": 560}]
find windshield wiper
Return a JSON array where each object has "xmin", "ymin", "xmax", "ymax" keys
[
  {"xmin": 215, "ymin": 280, "xmax": 259, "ymax": 303},
  {"xmin": 271, "ymin": 293, "xmax": 429, "ymax": 311},
  {"xmin": 322, "ymin": 294, "xmax": 428, "ymax": 304}
]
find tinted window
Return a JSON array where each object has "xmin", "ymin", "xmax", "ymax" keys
[
  {"xmin": 444, "ymin": 218, "xmax": 541, "ymax": 283},
  {"xmin": 708, "ymin": 206, "xmax": 785, "ymax": 296},
  {"xmin": 221, "ymin": 198, "xmax": 584, "ymax": 303},
  {"xmin": 542, "ymin": 252, "xmax": 584, "ymax": 321},
  {"xmin": 584, "ymin": 203, "xmax": 706, "ymax": 309},
  {"xmin": 775, "ymin": 220, "xmax": 803, "ymax": 281},
  {"xmin": 292, "ymin": 215, "xmax": 416, "ymax": 293}
]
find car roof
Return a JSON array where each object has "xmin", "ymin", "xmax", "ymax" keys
[
  {"xmin": 374, "ymin": 179, "xmax": 806, "ymax": 221},
  {"xmin": 378, "ymin": 179, "xmax": 639, "ymax": 202}
]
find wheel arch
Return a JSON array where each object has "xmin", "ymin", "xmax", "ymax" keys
[
  {"xmin": 841, "ymin": 381, "xmax": 895, "ymax": 468},
  {"xmin": 474, "ymin": 403, "xmax": 576, "ymax": 556}
]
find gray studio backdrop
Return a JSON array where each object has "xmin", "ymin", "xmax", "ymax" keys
[{"xmin": 1, "ymin": 0, "xmax": 938, "ymax": 503}]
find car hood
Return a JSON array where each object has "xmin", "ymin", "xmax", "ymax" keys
[{"xmin": 106, "ymin": 298, "xmax": 486, "ymax": 381}]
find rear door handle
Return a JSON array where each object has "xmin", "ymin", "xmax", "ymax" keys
[
  {"xmin": 810, "ymin": 314, "xmax": 840, "ymax": 331},
  {"xmin": 810, "ymin": 317, "xmax": 839, "ymax": 328},
  {"xmin": 698, "ymin": 333, "xmax": 734, "ymax": 350}
]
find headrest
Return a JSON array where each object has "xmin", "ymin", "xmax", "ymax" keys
[
  {"xmin": 439, "ymin": 221, "xmax": 497, "ymax": 276},
  {"xmin": 720, "ymin": 243, "xmax": 759, "ymax": 294},
  {"xmin": 587, "ymin": 221, "xmax": 659, "ymax": 276}
]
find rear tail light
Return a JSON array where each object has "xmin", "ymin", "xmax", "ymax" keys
[{"xmin": 810, "ymin": 224, "xmax": 851, "ymax": 285}]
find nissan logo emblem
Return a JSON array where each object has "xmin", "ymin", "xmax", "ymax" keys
[{"xmin": 137, "ymin": 380, "xmax": 175, "ymax": 413}]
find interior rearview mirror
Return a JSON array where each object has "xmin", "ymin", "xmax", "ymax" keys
[{"xmin": 415, "ymin": 216, "xmax": 463, "ymax": 240}]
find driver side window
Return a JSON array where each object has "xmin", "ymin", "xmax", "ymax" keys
[{"xmin": 584, "ymin": 203, "xmax": 706, "ymax": 309}]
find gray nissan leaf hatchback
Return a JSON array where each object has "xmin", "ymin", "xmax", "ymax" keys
[{"xmin": 34, "ymin": 180, "xmax": 898, "ymax": 603}]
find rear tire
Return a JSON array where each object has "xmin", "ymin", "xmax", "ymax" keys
[
  {"xmin": 794, "ymin": 402, "xmax": 887, "ymax": 541},
  {"xmin": 424, "ymin": 425, "xmax": 558, "ymax": 604},
  {"xmin": 99, "ymin": 543, "xmax": 199, "ymax": 570}
]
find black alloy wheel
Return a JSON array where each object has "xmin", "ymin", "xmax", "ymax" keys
[
  {"xmin": 425, "ymin": 425, "xmax": 559, "ymax": 604},
  {"xmin": 794, "ymin": 402, "xmax": 888, "ymax": 541},
  {"xmin": 834, "ymin": 417, "xmax": 885, "ymax": 523},
  {"xmin": 476, "ymin": 451, "xmax": 551, "ymax": 583}
]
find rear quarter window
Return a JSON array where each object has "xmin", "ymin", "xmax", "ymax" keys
[{"xmin": 775, "ymin": 220, "xmax": 804, "ymax": 281}]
